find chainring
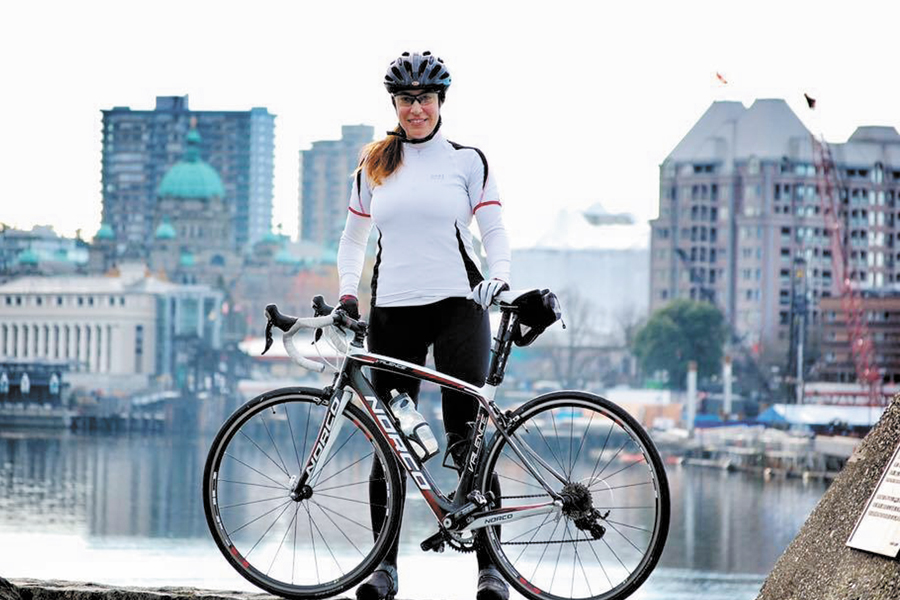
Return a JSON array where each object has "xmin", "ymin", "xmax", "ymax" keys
[{"xmin": 446, "ymin": 530, "xmax": 479, "ymax": 553}]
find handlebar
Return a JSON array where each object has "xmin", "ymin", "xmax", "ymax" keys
[{"xmin": 262, "ymin": 300, "xmax": 367, "ymax": 373}]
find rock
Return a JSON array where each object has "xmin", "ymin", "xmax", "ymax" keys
[
  {"xmin": 757, "ymin": 394, "xmax": 900, "ymax": 600},
  {"xmin": 6, "ymin": 580, "xmax": 279, "ymax": 600},
  {"xmin": 0, "ymin": 578, "xmax": 23, "ymax": 600}
]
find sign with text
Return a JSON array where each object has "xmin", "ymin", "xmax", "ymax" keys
[{"xmin": 847, "ymin": 441, "xmax": 900, "ymax": 557}]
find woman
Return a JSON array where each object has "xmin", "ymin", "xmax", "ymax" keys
[{"xmin": 336, "ymin": 51, "xmax": 511, "ymax": 600}]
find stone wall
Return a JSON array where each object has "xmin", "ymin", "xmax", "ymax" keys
[
  {"xmin": 757, "ymin": 396, "xmax": 900, "ymax": 600},
  {"xmin": 0, "ymin": 579, "xmax": 277, "ymax": 600}
]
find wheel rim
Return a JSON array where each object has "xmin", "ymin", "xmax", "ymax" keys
[
  {"xmin": 481, "ymin": 396, "xmax": 669, "ymax": 600},
  {"xmin": 204, "ymin": 393, "xmax": 397, "ymax": 596}
]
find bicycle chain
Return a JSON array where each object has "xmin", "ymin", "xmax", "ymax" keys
[
  {"xmin": 501, "ymin": 538, "xmax": 600, "ymax": 546},
  {"xmin": 498, "ymin": 494, "xmax": 552, "ymax": 500}
]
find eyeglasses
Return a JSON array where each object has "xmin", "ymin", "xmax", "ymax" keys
[{"xmin": 393, "ymin": 92, "xmax": 439, "ymax": 107}]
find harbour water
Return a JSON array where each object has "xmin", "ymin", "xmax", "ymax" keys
[{"xmin": 0, "ymin": 430, "xmax": 827, "ymax": 599}]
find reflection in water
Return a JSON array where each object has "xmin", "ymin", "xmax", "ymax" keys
[{"xmin": 0, "ymin": 429, "xmax": 827, "ymax": 598}]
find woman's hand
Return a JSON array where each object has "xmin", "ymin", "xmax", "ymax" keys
[
  {"xmin": 471, "ymin": 279, "xmax": 509, "ymax": 310},
  {"xmin": 338, "ymin": 295, "xmax": 360, "ymax": 320}
]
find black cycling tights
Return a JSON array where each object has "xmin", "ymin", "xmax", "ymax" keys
[{"xmin": 366, "ymin": 297, "xmax": 499, "ymax": 570}]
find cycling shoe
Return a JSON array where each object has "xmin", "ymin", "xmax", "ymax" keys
[
  {"xmin": 476, "ymin": 565, "xmax": 509, "ymax": 600},
  {"xmin": 356, "ymin": 564, "xmax": 398, "ymax": 600}
]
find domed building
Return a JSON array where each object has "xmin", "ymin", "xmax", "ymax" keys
[{"xmin": 149, "ymin": 124, "xmax": 235, "ymax": 285}]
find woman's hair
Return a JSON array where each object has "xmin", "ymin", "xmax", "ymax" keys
[{"xmin": 358, "ymin": 126, "xmax": 404, "ymax": 186}]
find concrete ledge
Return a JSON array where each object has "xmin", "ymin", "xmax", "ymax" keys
[
  {"xmin": 757, "ymin": 395, "xmax": 900, "ymax": 600},
  {"xmin": 1, "ymin": 579, "xmax": 279, "ymax": 600}
]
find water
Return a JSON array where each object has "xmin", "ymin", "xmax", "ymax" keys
[{"xmin": 0, "ymin": 430, "xmax": 827, "ymax": 599}]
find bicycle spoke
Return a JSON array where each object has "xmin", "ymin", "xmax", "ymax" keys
[
  {"xmin": 550, "ymin": 519, "xmax": 567, "ymax": 590},
  {"xmin": 239, "ymin": 430, "xmax": 289, "ymax": 479},
  {"xmin": 261, "ymin": 413, "xmax": 290, "ymax": 476},
  {"xmin": 268, "ymin": 504, "xmax": 301, "ymax": 575},
  {"xmin": 506, "ymin": 512, "xmax": 555, "ymax": 543},
  {"xmin": 513, "ymin": 511, "xmax": 554, "ymax": 565},
  {"xmin": 220, "ymin": 495, "xmax": 287, "ymax": 510},
  {"xmin": 596, "ymin": 481, "xmax": 652, "ymax": 492},
  {"xmin": 315, "ymin": 479, "xmax": 377, "ymax": 493},
  {"xmin": 218, "ymin": 478, "xmax": 286, "ymax": 490},
  {"xmin": 315, "ymin": 491, "xmax": 387, "ymax": 509},
  {"xmin": 602, "ymin": 535, "xmax": 628, "ymax": 571},
  {"xmin": 305, "ymin": 501, "xmax": 345, "ymax": 577},
  {"xmin": 314, "ymin": 450, "xmax": 375, "ymax": 488},
  {"xmin": 530, "ymin": 516, "xmax": 562, "ymax": 582},
  {"xmin": 497, "ymin": 471, "xmax": 549, "ymax": 492},
  {"xmin": 226, "ymin": 452, "xmax": 288, "ymax": 489},
  {"xmin": 310, "ymin": 499, "xmax": 376, "ymax": 534},
  {"xmin": 607, "ymin": 519, "xmax": 652, "ymax": 533},
  {"xmin": 246, "ymin": 501, "xmax": 292, "ymax": 558},
  {"xmin": 231, "ymin": 498, "xmax": 293, "ymax": 535},
  {"xmin": 316, "ymin": 423, "xmax": 360, "ymax": 475},
  {"xmin": 292, "ymin": 505, "xmax": 299, "ymax": 584},
  {"xmin": 573, "ymin": 528, "xmax": 594, "ymax": 598},
  {"xmin": 569, "ymin": 410, "xmax": 595, "ymax": 478},
  {"xmin": 588, "ymin": 422, "xmax": 614, "ymax": 484},
  {"xmin": 601, "ymin": 456, "xmax": 645, "ymax": 481},
  {"xmin": 284, "ymin": 404, "xmax": 303, "ymax": 471},
  {"xmin": 567, "ymin": 411, "xmax": 575, "ymax": 481},
  {"xmin": 586, "ymin": 527, "xmax": 613, "ymax": 589},
  {"xmin": 606, "ymin": 519, "xmax": 644, "ymax": 555},
  {"xmin": 540, "ymin": 411, "xmax": 569, "ymax": 478},
  {"xmin": 310, "ymin": 500, "xmax": 368, "ymax": 557},
  {"xmin": 593, "ymin": 439, "xmax": 628, "ymax": 482},
  {"xmin": 304, "ymin": 503, "xmax": 320, "ymax": 582}
]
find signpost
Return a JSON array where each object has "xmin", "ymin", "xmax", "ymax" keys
[{"xmin": 847, "ymin": 441, "xmax": 900, "ymax": 557}]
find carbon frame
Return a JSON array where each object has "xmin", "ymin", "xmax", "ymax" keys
[{"xmin": 340, "ymin": 349, "xmax": 562, "ymax": 528}]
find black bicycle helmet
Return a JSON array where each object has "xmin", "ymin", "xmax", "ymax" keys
[{"xmin": 384, "ymin": 51, "xmax": 451, "ymax": 97}]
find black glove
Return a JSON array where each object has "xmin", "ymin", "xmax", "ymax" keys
[{"xmin": 338, "ymin": 295, "xmax": 360, "ymax": 320}]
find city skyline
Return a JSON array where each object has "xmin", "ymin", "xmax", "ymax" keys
[{"xmin": 3, "ymin": 1, "xmax": 900, "ymax": 249}]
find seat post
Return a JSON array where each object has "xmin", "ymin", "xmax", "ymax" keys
[{"xmin": 486, "ymin": 308, "xmax": 517, "ymax": 386}]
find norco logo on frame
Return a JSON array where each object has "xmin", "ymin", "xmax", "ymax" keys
[
  {"xmin": 483, "ymin": 513, "xmax": 514, "ymax": 525},
  {"xmin": 364, "ymin": 396, "xmax": 432, "ymax": 491},
  {"xmin": 305, "ymin": 393, "xmax": 342, "ymax": 477}
]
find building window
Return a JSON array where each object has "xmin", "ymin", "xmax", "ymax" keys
[{"xmin": 135, "ymin": 325, "xmax": 144, "ymax": 374}]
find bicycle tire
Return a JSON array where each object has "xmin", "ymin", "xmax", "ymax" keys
[
  {"xmin": 477, "ymin": 391, "xmax": 670, "ymax": 600},
  {"xmin": 203, "ymin": 386, "xmax": 403, "ymax": 599}
]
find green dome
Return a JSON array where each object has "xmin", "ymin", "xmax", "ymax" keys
[
  {"xmin": 275, "ymin": 248, "xmax": 300, "ymax": 264},
  {"xmin": 157, "ymin": 128, "xmax": 225, "ymax": 200},
  {"xmin": 155, "ymin": 220, "xmax": 176, "ymax": 240},
  {"xmin": 96, "ymin": 223, "xmax": 114, "ymax": 240},
  {"xmin": 261, "ymin": 230, "xmax": 281, "ymax": 244},
  {"xmin": 17, "ymin": 249, "xmax": 39, "ymax": 265},
  {"xmin": 179, "ymin": 251, "xmax": 195, "ymax": 267}
]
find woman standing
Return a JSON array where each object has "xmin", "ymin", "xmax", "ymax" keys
[{"xmin": 336, "ymin": 51, "xmax": 511, "ymax": 600}]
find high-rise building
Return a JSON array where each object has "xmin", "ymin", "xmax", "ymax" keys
[
  {"xmin": 299, "ymin": 125, "xmax": 374, "ymax": 247},
  {"xmin": 650, "ymin": 99, "xmax": 899, "ymax": 360},
  {"xmin": 101, "ymin": 96, "xmax": 275, "ymax": 256}
]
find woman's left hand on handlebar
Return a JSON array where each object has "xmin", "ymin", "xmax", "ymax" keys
[{"xmin": 471, "ymin": 279, "xmax": 509, "ymax": 309}]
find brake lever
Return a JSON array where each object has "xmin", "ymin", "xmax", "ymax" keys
[{"xmin": 262, "ymin": 319, "xmax": 274, "ymax": 355}]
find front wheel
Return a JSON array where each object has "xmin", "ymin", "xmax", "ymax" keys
[
  {"xmin": 477, "ymin": 391, "xmax": 670, "ymax": 600},
  {"xmin": 203, "ymin": 387, "xmax": 403, "ymax": 599}
]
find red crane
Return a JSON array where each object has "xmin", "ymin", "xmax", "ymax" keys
[{"xmin": 810, "ymin": 135, "xmax": 885, "ymax": 406}]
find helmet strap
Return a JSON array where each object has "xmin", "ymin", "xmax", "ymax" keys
[{"xmin": 387, "ymin": 116, "xmax": 442, "ymax": 145}]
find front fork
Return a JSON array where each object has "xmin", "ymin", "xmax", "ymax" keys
[{"xmin": 289, "ymin": 387, "xmax": 354, "ymax": 498}]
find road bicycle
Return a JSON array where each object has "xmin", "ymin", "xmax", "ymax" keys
[{"xmin": 203, "ymin": 290, "xmax": 670, "ymax": 600}]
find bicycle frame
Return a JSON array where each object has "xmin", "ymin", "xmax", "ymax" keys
[{"xmin": 292, "ymin": 342, "xmax": 565, "ymax": 532}]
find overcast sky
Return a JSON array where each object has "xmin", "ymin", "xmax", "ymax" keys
[{"xmin": 2, "ymin": 0, "xmax": 899, "ymax": 248}]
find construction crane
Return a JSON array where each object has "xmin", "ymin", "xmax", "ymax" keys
[{"xmin": 809, "ymin": 135, "xmax": 885, "ymax": 406}]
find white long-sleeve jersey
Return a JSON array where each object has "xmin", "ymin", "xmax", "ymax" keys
[{"xmin": 337, "ymin": 133, "xmax": 511, "ymax": 307}]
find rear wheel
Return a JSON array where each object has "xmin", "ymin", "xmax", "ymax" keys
[
  {"xmin": 203, "ymin": 387, "xmax": 402, "ymax": 599},
  {"xmin": 477, "ymin": 391, "xmax": 669, "ymax": 600}
]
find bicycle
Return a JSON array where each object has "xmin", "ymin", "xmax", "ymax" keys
[{"xmin": 203, "ymin": 290, "xmax": 670, "ymax": 600}]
